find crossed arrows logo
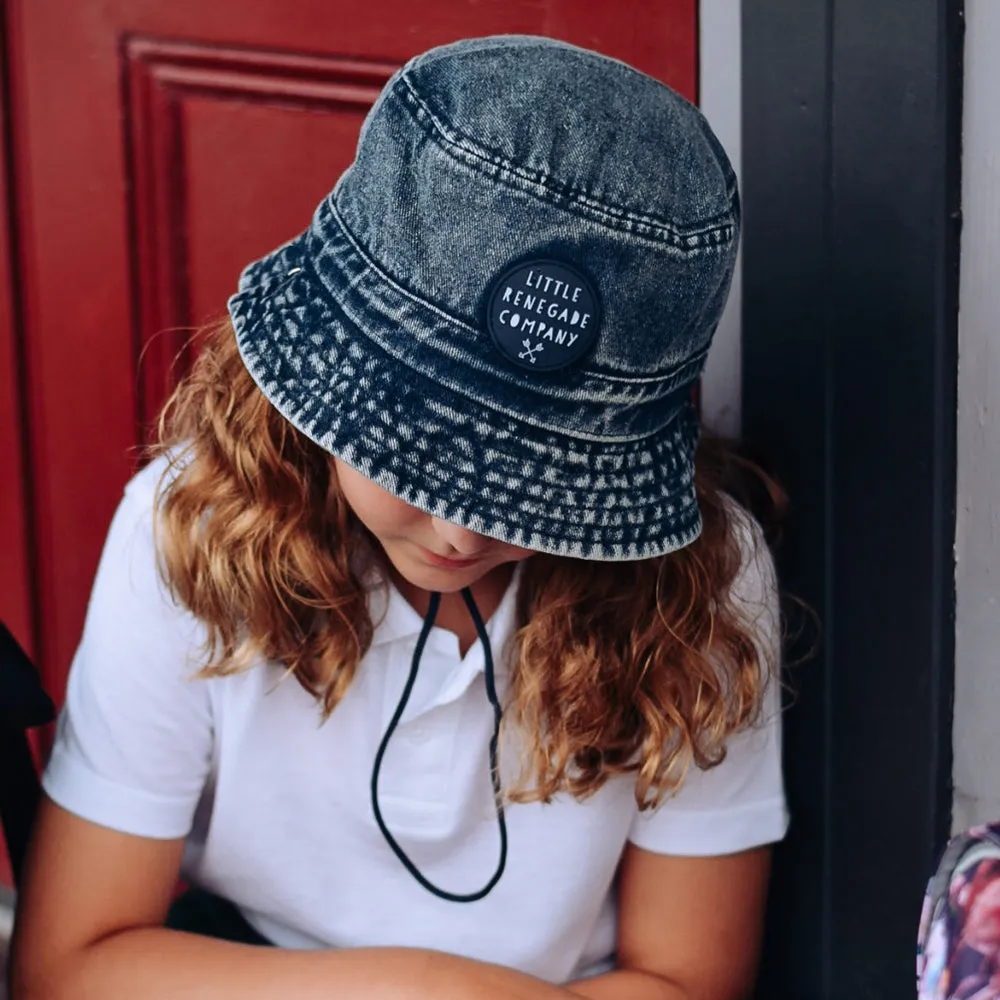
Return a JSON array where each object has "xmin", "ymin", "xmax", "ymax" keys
[{"xmin": 518, "ymin": 339, "xmax": 545, "ymax": 364}]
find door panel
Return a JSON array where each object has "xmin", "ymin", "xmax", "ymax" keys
[
  {"xmin": 1, "ymin": 0, "xmax": 696, "ymax": 715},
  {"xmin": 124, "ymin": 38, "xmax": 392, "ymax": 429}
]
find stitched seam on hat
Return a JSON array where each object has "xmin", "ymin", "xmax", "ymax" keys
[
  {"xmin": 586, "ymin": 347, "xmax": 709, "ymax": 386},
  {"xmin": 351, "ymin": 423, "xmax": 699, "ymax": 515},
  {"xmin": 231, "ymin": 322, "xmax": 701, "ymax": 557},
  {"xmin": 324, "ymin": 194, "xmax": 480, "ymax": 336},
  {"xmin": 316, "ymin": 274, "xmax": 679, "ymax": 448},
  {"xmin": 284, "ymin": 221, "xmax": 693, "ymax": 446},
  {"xmin": 239, "ymin": 339, "xmax": 698, "ymax": 517},
  {"xmin": 399, "ymin": 74, "xmax": 732, "ymax": 245},
  {"xmin": 396, "ymin": 75, "xmax": 737, "ymax": 250},
  {"xmin": 324, "ymin": 197, "xmax": 711, "ymax": 394}
]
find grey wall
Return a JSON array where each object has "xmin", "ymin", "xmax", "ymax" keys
[
  {"xmin": 698, "ymin": 0, "xmax": 742, "ymax": 437},
  {"xmin": 953, "ymin": 0, "xmax": 1000, "ymax": 832}
]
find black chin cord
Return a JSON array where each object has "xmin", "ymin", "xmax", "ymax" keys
[{"xmin": 370, "ymin": 588, "xmax": 508, "ymax": 902}]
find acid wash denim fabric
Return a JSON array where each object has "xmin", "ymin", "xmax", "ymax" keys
[{"xmin": 228, "ymin": 36, "xmax": 740, "ymax": 561}]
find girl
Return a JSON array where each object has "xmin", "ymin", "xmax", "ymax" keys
[{"xmin": 11, "ymin": 35, "xmax": 788, "ymax": 1000}]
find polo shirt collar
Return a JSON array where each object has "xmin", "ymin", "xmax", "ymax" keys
[{"xmin": 368, "ymin": 561, "xmax": 524, "ymax": 664}]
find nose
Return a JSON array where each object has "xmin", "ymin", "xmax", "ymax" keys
[{"xmin": 429, "ymin": 517, "xmax": 492, "ymax": 556}]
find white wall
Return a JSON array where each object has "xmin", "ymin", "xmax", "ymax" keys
[
  {"xmin": 699, "ymin": 0, "xmax": 997, "ymax": 834},
  {"xmin": 698, "ymin": 0, "xmax": 742, "ymax": 437},
  {"xmin": 952, "ymin": 0, "xmax": 1000, "ymax": 833}
]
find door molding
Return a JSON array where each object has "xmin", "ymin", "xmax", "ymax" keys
[
  {"xmin": 741, "ymin": 2, "xmax": 963, "ymax": 996},
  {"xmin": 122, "ymin": 37, "xmax": 397, "ymax": 428}
]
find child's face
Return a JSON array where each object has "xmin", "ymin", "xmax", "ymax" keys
[{"xmin": 334, "ymin": 459, "xmax": 535, "ymax": 593}]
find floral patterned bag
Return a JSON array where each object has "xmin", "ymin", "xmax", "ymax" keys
[{"xmin": 918, "ymin": 824, "xmax": 1000, "ymax": 999}]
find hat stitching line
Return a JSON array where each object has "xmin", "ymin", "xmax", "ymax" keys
[
  {"xmin": 321, "ymin": 201, "xmax": 710, "ymax": 422},
  {"xmin": 390, "ymin": 466, "xmax": 698, "ymax": 521},
  {"xmin": 234, "ymin": 242, "xmax": 702, "ymax": 413},
  {"xmin": 385, "ymin": 428, "xmax": 704, "ymax": 551},
  {"xmin": 231, "ymin": 328, "xmax": 700, "ymax": 559},
  {"xmin": 398, "ymin": 73, "xmax": 735, "ymax": 246},
  {"xmin": 325, "ymin": 199, "xmax": 712, "ymax": 388},
  {"xmin": 301, "ymin": 257, "xmax": 688, "ymax": 448},
  {"xmin": 396, "ymin": 74, "xmax": 737, "ymax": 250},
  {"xmin": 353, "ymin": 436, "xmax": 700, "ymax": 523},
  {"xmin": 380, "ymin": 416, "xmax": 697, "ymax": 503},
  {"xmin": 336, "ymin": 406, "xmax": 701, "ymax": 518},
  {"xmin": 322, "ymin": 194, "xmax": 481, "ymax": 337},
  {"xmin": 231, "ymin": 308, "xmax": 698, "ymax": 513},
  {"xmin": 586, "ymin": 348, "xmax": 709, "ymax": 387},
  {"xmin": 321, "ymin": 198, "xmax": 715, "ymax": 389}
]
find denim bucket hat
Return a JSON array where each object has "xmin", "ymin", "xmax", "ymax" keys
[{"xmin": 229, "ymin": 35, "xmax": 740, "ymax": 561}]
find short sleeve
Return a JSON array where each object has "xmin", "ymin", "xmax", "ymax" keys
[
  {"xmin": 628, "ymin": 506, "xmax": 789, "ymax": 856},
  {"xmin": 42, "ymin": 457, "xmax": 214, "ymax": 839}
]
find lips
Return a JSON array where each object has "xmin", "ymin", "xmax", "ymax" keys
[{"xmin": 418, "ymin": 546, "xmax": 483, "ymax": 570}]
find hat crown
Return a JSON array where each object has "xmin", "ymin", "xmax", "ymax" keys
[
  {"xmin": 400, "ymin": 36, "xmax": 735, "ymax": 231},
  {"xmin": 331, "ymin": 35, "xmax": 738, "ymax": 399}
]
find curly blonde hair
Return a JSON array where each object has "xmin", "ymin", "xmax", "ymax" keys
[{"xmin": 153, "ymin": 318, "xmax": 784, "ymax": 809}]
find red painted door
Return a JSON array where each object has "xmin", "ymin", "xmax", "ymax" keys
[{"xmin": 0, "ymin": 2, "xmax": 696, "ymax": 716}]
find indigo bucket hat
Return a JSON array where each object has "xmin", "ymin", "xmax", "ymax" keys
[{"xmin": 229, "ymin": 35, "xmax": 740, "ymax": 561}]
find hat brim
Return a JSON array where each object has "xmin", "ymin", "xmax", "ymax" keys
[{"xmin": 228, "ymin": 213, "xmax": 702, "ymax": 562}]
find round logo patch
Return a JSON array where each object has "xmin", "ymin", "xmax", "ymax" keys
[{"xmin": 486, "ymin": 259, "xmax": 601, "ymax": 372}]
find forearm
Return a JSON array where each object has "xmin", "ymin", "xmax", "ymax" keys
[
  {"xmin": 568, "ymin": 969, "xmax": 692, "ymax": 999},
  {"xmin": 19, "ymin": 926, "xmax": 636, "ymax": 1000}
]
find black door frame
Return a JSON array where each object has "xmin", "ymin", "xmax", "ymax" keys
[{"xmin": 742, "ymin": 2, "xmax": 963, "ymax": 997}]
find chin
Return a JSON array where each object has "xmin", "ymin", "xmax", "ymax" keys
[{"xmin": 401, "ymin": 563, "xmax": 488, "ymax": 593}]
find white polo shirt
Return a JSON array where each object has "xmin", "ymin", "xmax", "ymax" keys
[{"xmin": 43, "ymin": 455, "xmax": 788, "ymax": 985}]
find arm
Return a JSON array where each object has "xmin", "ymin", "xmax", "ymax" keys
[
  {"xmin": 568, "ymin": 843, "xmax": 772, "ymax": 1000},
  {"xmin": 10, "ymin": 797, "xmax": 564, "ymax": 1000},
  {"xmin": 2, "ymin": 799, "xmax": 561, "ymax": 999},
  {"xmin": 566, "ymin": 504, "xmax": 785, "ymax": 999},
  {"xmin": 12, "ymin": 800, "xmax": 769, "ymax": 1000}
]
